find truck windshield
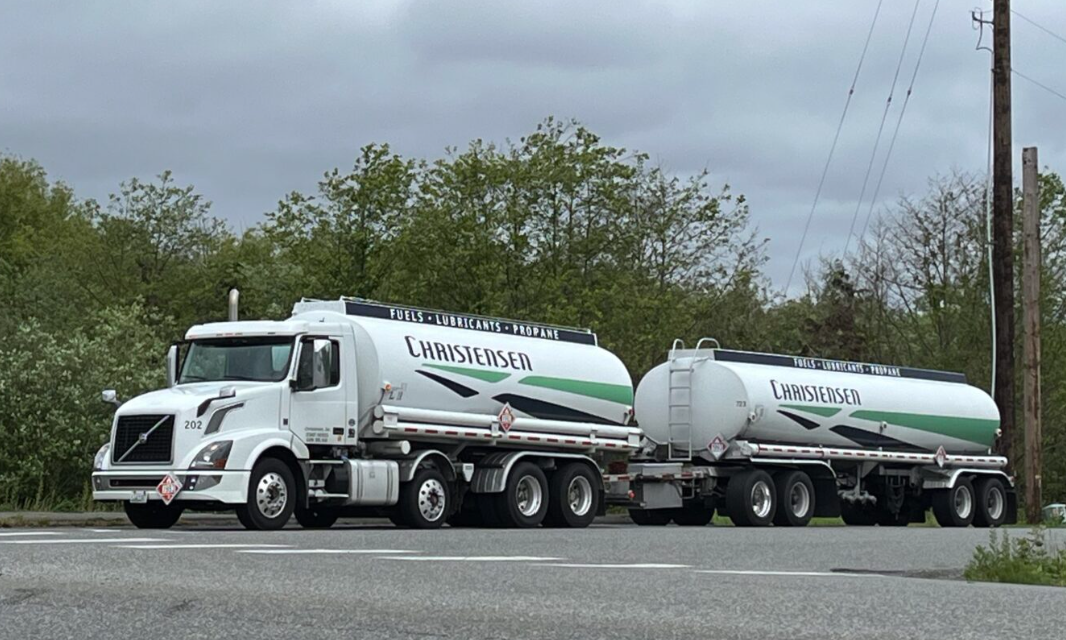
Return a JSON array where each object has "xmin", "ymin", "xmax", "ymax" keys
[{"xmin": 179, "ymin": 337, "xmax": 295, "ymax": 384}]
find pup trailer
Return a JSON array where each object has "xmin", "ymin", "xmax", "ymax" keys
[{"xmin": 92, "ymin": 296, "xmax": 1015, "ymax": 529}]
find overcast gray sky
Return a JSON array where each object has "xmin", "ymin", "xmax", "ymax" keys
[{"xmin": 3, "ymin": 1, "xmax": 1064, "ymax": 294}]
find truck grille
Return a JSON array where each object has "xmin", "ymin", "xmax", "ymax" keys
[{"xmin": 112, "ymin": 415, "xmax": 174, "ymax": 464}]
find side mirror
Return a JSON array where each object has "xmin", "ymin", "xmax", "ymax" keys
[
  {"xmin": 293, "ymin": 338, "xmax": 333, "ymax": 391},
  {"xmin": 166, "ymin": 344, "xmax": 179, "ymax": 388},
  {"xmin": 101, "ymin": 389, "xmax": 122, "ymax": 409}
]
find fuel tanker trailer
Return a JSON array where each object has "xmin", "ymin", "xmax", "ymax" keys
[
  {"xmin": 606, "ymin": 340, "xmax": 1016, "ymax": 528},
  {"xmin": 92, "ymin": 295, "xmax": 639, "ymax": 530}
]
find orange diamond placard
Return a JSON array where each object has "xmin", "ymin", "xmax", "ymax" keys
[{"xmin": 156, "ymin": 474, "xmax": 183, "ymax": 505}]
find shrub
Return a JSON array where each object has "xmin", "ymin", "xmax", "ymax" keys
[{"xmin": 965, "ymin": 528, "xmax": 1066, "ymax": 587}]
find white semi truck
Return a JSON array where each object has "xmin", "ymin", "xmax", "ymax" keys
[{"xmin": 91, "ymin": 295, "xmax": 1015, "ymax": 529}]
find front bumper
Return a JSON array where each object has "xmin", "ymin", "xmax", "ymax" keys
[{"xmin": 92, "ymin": 469, "xmax": 250, "ymax": 504}]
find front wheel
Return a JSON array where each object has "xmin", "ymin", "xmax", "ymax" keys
[
  {"xmin": 545, "ymin": 463, "xmax": 599, "ymax": 528},
  {"xmin": 236, "ymin": 457, "xmax": 296, "ymax": 530},
  {"xmin": 726, "ymin": 469, "xmax": 777, "ymax": 527},
  {"xmin": 124, "ymin": 501, "xmax": 184, "ymax": 529}
]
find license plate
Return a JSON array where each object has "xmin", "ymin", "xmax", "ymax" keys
[{"xmin": 131, "ymin": 490, "xmax": 148, "ymax": 504}]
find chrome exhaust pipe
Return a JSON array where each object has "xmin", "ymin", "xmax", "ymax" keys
[{"xmin": 228, "ymin": 288, "xmax": 239, "ymax": 322}]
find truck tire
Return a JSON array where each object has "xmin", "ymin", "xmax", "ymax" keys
[
  {"xmin": 494, "ymin": 462, "xmax": 548, "ymax": 528},
  {"xmin": 671, "ymin": 508, "xmax": 713, "ymax": 526},
  {"xmin": 294, "ymin": 505, "xmax": 339, "ymax": 529},
  {"xmin": 973, "ymin": 476, "xmax": 1007, "ymax": 528},
  {"xmin": 628, "ymin": 509, "xmax": 671, "ymax": 525},
  {"xmin": 840, "ymin": 503, "xmax": 878, "ymax": 526},
  {"xmin": 544, "ymin": 463, "xmax": 599, "ymax": 528},
  {"xmin": 931, "ymin": 477, "xmax": 975, "ymax": 527},
  {"xmin": 236, "ymin": 457, "xmax": 296, "ymax": 530},
  {"xmin": 124, "ymin": 501, "xmax": 184, "ymax": 529},
  {"xmin": 772, "ymin": 471, "xmax": 814, "ymax": 527},
  {"xmin": 397, "ymin": 467, "xmax": 449, "ymax": 529},
  {"xmin": 726, "ymin": 469, "xmax": 776, "ymax": 527}
]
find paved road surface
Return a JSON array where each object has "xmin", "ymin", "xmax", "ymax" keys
[{"xmin": 1, "ymin": 522, "xmax": 1064, "ymax": 639}]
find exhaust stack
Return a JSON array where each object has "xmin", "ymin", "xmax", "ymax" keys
[{"xmin": 228, "ymin": 288, "xmax": 239, "ymax": 322}]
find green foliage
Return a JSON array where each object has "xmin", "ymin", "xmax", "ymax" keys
[{"xmin": 965, "ymin": 528, "xmax": 1066, "ymax": 586}]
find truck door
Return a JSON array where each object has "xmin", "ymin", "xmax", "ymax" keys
[{"xmin": 289, "ymin": 336, "xmax": 348, "ymax": 447}]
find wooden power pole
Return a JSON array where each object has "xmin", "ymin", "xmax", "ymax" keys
[
  {"xmin": 992, "ymin": 0, "xmax": 1015, "ymax": 465},
  {"xmin": 1021, "ymin": 147, "xmax": 1042, "ymax": 523}
]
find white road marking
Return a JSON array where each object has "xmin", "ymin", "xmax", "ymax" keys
[
  {"xmin": 237, "ymin": 549, "xmax": 420, "ymax": 555},
  {"xmin": 114, "ymin": 543, "xmax": 292, "ymax": 550},
  {"xmin": 379, "ymin": 556, "xmax": 563, "ymax": 562},
  {"xmin": 0, "ymin": 531, "xmax": 63, "ymax": 537},
  {"xmin": 84, "ymin": 528, "xmax": 119, "ymax": 533},
  {"xmin": 536, "ymin": 563, "xmax": 690, "ymax": 569},
  {"xmin": 0, "ymin": 537, "xmax": 169, "ymax": 545},
  {"xmin": 693, "ymin": 569, "xmax": 883, "ymax": 578}
]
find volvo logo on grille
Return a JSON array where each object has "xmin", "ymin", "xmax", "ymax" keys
[{"xmin": 138, "ymin": 432, "xmax": 150, "ymax": 444}]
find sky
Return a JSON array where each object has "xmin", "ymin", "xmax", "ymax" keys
[{"xmin": 3, "ymin": 1, "xmax": 1065, "ymax": 295}]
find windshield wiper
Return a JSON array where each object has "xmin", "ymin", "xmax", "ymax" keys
[
  {"xmin": 221, "ymin": 374, "xmax": 264, "ymax": 382},
  {"xmin": 180, "ymin": 375, "xmax": 209, "ymax": 382}
]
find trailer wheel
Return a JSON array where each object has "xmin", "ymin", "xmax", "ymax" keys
[
  {"xmin": 671, "ymin": 508, "xmax": 714, "ymax": 527},
  {"xmin": 973, "ymin": 477, "xmax": 1007, "ymax": 528},
  {"xmin": 726, "ymin": 469, "xmax": 777, "ymax": 527},
  {"xmin": 294, "ymin": 505, "xmax": 339, "ymax": 529},
  {"xmin": 236, "ymin": 457, "xmax": 296, "ymax": 530},
  {"xmin": 772, "ymin": 471, "xmax": 814, "ymax": 527},
  {"xmin": 628, "ymin": 509, "xmax": 671, "ymax": 526},
  {"xmin": 495, "ymin": 462, "xmax": 548, "ymax": 527},
  {"xmin": 544, "ymin": 463, "xmax": 599, "ymax": 528},
  {"xmin": 124, "ymin": 501, "xmax": 184, "ymax": 529},
  {"xmin": 397, "ymin": 467, "xmax": 449, "ymax": 529},
  {"xmin": 931, "ymin": 477, "xmax": 975, "ymax": 527}
]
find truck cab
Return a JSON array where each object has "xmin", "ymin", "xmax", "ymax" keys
[{"xmin": 92, "ymin": 318, "xmax": 355, "ymax": 529}]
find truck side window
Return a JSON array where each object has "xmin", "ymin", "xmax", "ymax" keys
[
  {"xmin": 296, "ymin": 337, "xmax": 341, "ymax": 390},
  {"xmin": 329, "ymin": 339, "xmax": 341, "ymax": 386}
]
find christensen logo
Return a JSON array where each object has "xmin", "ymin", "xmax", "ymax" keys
[
  {"xmin": 770, "ymin": 379, "xmax": 862, "ymax": 406},
  {"xmin": 405, "ymin": 336, "xmax": 533, "ymax": 371}
]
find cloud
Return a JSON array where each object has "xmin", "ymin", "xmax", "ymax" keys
[{"xmin": 2, "ymin": 0, "xmax": 1064, "ymax": 290}]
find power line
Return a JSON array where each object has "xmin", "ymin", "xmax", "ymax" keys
[
  {"xmin": 1012, "ymin": 67, "xmax": 1066, "ymax": 103},
  {"xmin": 843, "ymin": 0, "xmax": 923, "ymax": 257},
  {"xmin": 857, "ymin": 0, "xmax": 942, "ymax": 242},
  {"xmin": 1012, "ymin": 9, "xmax": 1066, "ymax": 47},
  {"xmin": 785, "ymin": 0, "xmax": 884, "ymax": 294}
]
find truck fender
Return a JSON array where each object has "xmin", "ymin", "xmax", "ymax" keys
[
  {"xmin": 921, "ymin": 468, "xmax": 1013, "ymax": 491},
  {"xmin": 244, "ymin": 435, "xmax": 304, "ymax": 471},
  {"xmin": 398, "ymin": 450, "xmax": 456, "ymax": 483},
  {"xmin": 470, "ymin": 451, "xmax": 599, "ymax": 494}
]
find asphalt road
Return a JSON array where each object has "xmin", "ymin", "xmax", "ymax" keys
[{"xmin": 1, "ymin": 521, "xmax": 1064, "ymax": 640}]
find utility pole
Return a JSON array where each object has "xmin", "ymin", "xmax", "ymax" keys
[
  {"xmin": 992, "ymin": 0, "xmax": 1015, "ymax": 465},
  {"xmin": 1021, "ymin": 147, "xmax": 1042, "ymax": 523}
]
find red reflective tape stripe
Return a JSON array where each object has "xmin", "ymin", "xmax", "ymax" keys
[
  {"xmin": 445, "ymin": 431, "xmax": 459, "ymax": 436},
  {"xmin": 565, "ymin": 439, "xmax": 577, "ymax": 444},
  {"xmin": 527, "ymin": 436, "xmax": 540, "ymax": 441},
  {"xmin": 404, "ymin": 427, "xmax": 418, "ymax": 433},
  {"xmin": 508, "ymin": 435, "xmax": 521, "ymax": 440},
  {"xmin": 425, "ymin": 429, "xmax": 439, "ymax": 434},
  {"xmin": 547, "ymin": 438, "xmax": 559, "ymax": 443}
]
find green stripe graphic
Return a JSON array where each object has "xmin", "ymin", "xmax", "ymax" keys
[
  {"xmin": 518, "ymin": 376, "xmax": 634, "ymax": 405},
  {"xmin": 423, "ymin": 363, "xmax": 511, "ymax": 383},
  {"xmin": 779, "ymin": 404, "xmax": 841, "ymax": 418},
  {"xmin": 850, "ymin": 410, "xmax": 998, "ymax": 446}
]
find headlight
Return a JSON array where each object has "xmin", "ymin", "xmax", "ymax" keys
[
  {"xmin": 93, "ymin": 443, "xmax": 111, "ymax": 471},
  {"xmin": 190, "ymin": 441, "xmax": 233, "ymax": 469}
]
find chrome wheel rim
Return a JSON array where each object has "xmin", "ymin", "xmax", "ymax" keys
[
  {"xmin": 516, "ymin": 475, "xmax": 543, "ymax": 517},
  {"xmin": 987, "ymin": 486, "xmax": 1004, "ymax": 521},
  {"xmin": 954, "ymin": 484, "xmax": 973, "ymax": 519},
  {"xmin": 790, "ymin": 482, "xmax": 811, "ymax": 518},
  {"xmin": 568, "ymin": 476, "xmax": 593, "ymax": 517},
  {"xmin": 256, "ymin": 472, "xmax": 288, "ymax": 519},
  {"xmin": 751, "ymin": 480, "xmax": 773, "ymax": 519},
  {"xmin": 418, "ymin": 478, "xmax": 446, "ymax": 522}
]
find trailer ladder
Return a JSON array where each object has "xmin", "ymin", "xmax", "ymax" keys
[{"xmin": 666, "ymin": 338, "xmax": 719, "ymax": 461}]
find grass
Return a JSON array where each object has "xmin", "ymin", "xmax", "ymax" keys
[{"xmin": 964, "ymin": 527, "xmax": 1066, "ymax": 587}]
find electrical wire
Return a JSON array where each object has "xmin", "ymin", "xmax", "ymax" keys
[
  {"xmin": 1012, "ymin": 67, "xmax": 1066, "ymax": 103},
  {"xmin": 1012, "ymin": 9, "xmax": 1066, "ymax": 47},
  {"xmin": 857, "ymin": 0, "xmax": 942, "ymax": 242},
  {"xmin": 784, "ymin": 0, "xmax": 884, "ymax": 295},
  {"xmin": 843, "ymin": 0, "xmax": 923, "ymax": 257}
]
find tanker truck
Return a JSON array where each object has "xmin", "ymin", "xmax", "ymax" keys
[
  {"xmin": 92, "ymin": 296, "xmax": 640, "ymax": 530},
  {"xmin": 607, "ymin": 340, "xmax": 1016, "ymax": 528}
]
